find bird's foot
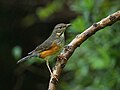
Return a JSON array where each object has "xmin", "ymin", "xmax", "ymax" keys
[
  {"xmin": 50, "ymin": 73, "xmax": 59, "ymax": 82},
  {"xmin": 57, "ymin": 55, "xmax": 67, "ymax": 61}
]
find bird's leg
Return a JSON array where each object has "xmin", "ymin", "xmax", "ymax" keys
[
  {"xmin": 46, "ymin": 59, "xmax": 58, "ymax": 81},
  {"xmin": 46, "ymin": 60, "xmax": 53, "ymax": 75}
]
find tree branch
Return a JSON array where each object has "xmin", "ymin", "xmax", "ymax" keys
[{"xmin": 48, "ymin": 10, "xmax": 120, "ymax": 90}]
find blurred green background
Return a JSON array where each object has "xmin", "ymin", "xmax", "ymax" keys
[{"xmin": 0, "ymin": 0, "xmax": 120, "ymax": 90}]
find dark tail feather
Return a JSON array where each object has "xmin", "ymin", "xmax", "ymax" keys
[
  {"xmin": 28, "ymin": 50, "xmax": 34, "ymax": 55},
  {"xmin": 17, "ymin": 54, "xmax": 35, "ymax": 64}
]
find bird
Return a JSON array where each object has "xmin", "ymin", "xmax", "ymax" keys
[{"xmin": 17, "ymin": 23, "xmax": 71, "ymax": 78}]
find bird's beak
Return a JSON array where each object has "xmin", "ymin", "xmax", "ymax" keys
[{"xmin": 66, "ymin": 24, "xmax": 71, "ymax": 27}]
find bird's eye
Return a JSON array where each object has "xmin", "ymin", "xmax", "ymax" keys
[{"xmin": 58, "ymin": 26, "xmax": 62, "ymax": 29}]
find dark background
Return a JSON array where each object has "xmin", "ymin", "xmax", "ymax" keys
[{"xmin": 0, "ymin": 0, "xmax": 120, "ymax": 90}]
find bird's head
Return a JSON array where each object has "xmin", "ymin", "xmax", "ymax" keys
[{"xmin": 53, "ymin": 23, "xmax": 71, "ymax": 37}]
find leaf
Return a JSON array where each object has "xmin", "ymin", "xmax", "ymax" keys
[{"xmin": 71, "ymin": 16, "xmax": 87, "ymax": 32}]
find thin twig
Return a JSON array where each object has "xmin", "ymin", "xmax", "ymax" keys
[{"xmin": 48, "ymin": 10, "xmax": 120, "ymax": 90}]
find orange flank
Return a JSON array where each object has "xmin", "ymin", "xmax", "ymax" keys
[{"xmin": 39, "ymin": 43, "xmax": 61, "ymax": 59}]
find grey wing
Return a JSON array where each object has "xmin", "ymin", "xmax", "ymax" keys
[
  {"xmin": 28, "ymin": 39, "xmax": 53, "ymax": 55},
  {"xmin": 35, "ymin": 40, "xmax": 53, "ymax": 51}
]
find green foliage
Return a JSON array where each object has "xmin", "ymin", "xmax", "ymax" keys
[
  {"xmin": 59, "ymin": 0, "xmax": 120, "ymax": 90},
  {"xmin": 12, "ymin": 46, "xmax": 22, "ymax": 60},
  {"xmin": 36, "ymin": 0, "xmax": 63, "ymax": 20},
  {"xmin": 71, "ymin": 0, "xmax": 94, "ymax": 12},
  {"xmin": 72, "ymin": 16, "xmax": 87, "ymax": 32}
]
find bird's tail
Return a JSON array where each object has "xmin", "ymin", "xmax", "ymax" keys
[{"xmin": 17, "ymin": 53, "xmax": 38, "ymax": 64}]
